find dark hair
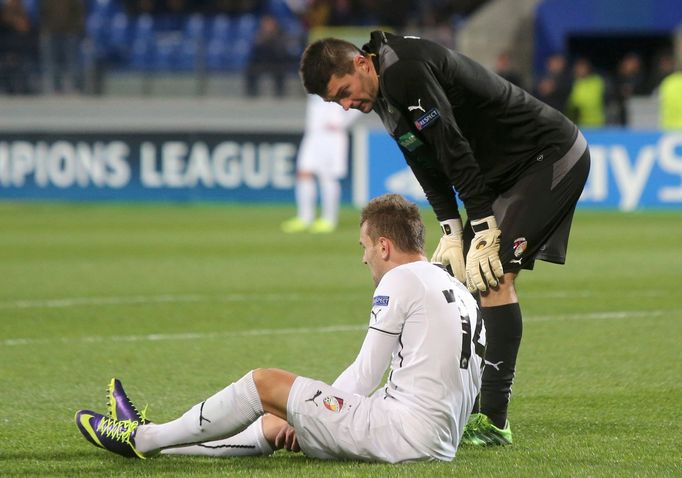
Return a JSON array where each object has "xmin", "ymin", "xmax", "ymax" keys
[
  {"xmin": 360, "ymin": 194, "xmax": 425, "ymax": 254},
  {"xmin": 299, "ymin": 38, "xmax": 363, "ymax": 96}
]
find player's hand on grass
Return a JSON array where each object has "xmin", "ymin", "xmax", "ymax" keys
[
  {"xmin": 274, "ymin": 423, "xmax": 300, "ymax": 452},
  {"xmin": 466, "ymin": 215, "xmax": 504, "ymax": 293},
  {"xmin": 431, "ymin": 218, "xmax": 466, "ymax": 284}
]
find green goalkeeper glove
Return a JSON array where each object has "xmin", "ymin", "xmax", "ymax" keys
[
  {"xmin": 431, "ymin": 218, "xmax": 466, "ymax": 284},
  {"xmin": 466, "ymin": 215, "xmax": 504, "ymax": 293}
]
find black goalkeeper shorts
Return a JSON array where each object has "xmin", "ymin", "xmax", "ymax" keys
[{"xmin": 463, "ymin": 132, "xmax": 591, "ymax": 272}]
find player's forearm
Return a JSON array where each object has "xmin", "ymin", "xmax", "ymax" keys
[{"xmin": 331, "ymin": 329, "xmax": 395, "ymax": 395}]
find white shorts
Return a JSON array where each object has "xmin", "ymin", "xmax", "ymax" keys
[
  {"xmin": 286, "ymin": 377, "xmax": 444, "ymax": 463},
  {"xmin": 296, "ymin": 131, "xmax": 349, "ymax": 178}
]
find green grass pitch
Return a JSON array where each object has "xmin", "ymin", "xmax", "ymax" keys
[{"xmin": 0, "ymin": 202, "xmax": 680, "ymax": 477}]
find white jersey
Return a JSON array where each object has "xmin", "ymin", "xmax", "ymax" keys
[
  {"xmin": 297, "ymin": 95, "xmax": 361, "ymax": 177},
  {"xmin": 327, "ymin": 261, "xmax": 485, "ymax": 460}
]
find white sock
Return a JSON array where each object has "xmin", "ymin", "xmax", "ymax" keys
[
  {"xmin": 319, "ymin": 175, "xmax": 340, "ymax": 226},
  {"xmin": 134, "ymin": 371, "xmax": 263, "ymax": 454},
  {"xmin": 160, "ymin": 416, "xmax": 274, "ymax": 457},
  {"xmin": 296, "ymin": 176, "xmax": 316, "ymax": 224}
]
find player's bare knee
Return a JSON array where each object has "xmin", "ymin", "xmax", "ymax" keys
[
  {"xmin": 251, "ymin": 368, "xmax": 273, "ymax": 397},
  {"xmin": 252, "ymin": 368, "xmax": 297, "ymax": 418}
]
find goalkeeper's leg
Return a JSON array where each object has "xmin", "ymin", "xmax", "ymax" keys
[{"xmin": 478, "ymin": 274, "xmax": 522, "ymax": 430}]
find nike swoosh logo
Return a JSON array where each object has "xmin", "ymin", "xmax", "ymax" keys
[{"xmin": 78, "ymin": 413, "xmax": 104, "ymax": 447}]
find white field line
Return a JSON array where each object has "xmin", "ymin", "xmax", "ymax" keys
[
  {"xmin": 1, "ymin": 324, "xmax": 366, "ymax": 347},
  {"xmin": 522, "ymin": 289, "xmax": 667, "ymax": 299},
  {"xmin": 0, "ymin": 293, "xmax": 336, "ymax": 310},
  {"xmin": 2, "ymin": 309, "xmax": 679, "ymax": 348},
  {"xmin": 0, "ymin": 289, "xmax": 667, "ymax": 310}
]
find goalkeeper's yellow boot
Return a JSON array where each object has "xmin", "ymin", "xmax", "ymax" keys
[
  {"xmin": 281, "ymin": 217, "xmax": 310, "ymax": 233},
  {"xmin": 461, "ymin": 413, "xmax": 513, "ymax": 446}
]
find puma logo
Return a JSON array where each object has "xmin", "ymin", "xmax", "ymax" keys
[
  {"xmin": 407, "ymin": 99, "xmax": 425, "ymax": 113},
  {"xmin": 305, "ymin": 390, "xmax": 322, "ymax": 407},
  {"xmin": 484, "ymin": 359, "xmax": 504, "ymax": 371},
  {"xmin": 199, "ymin": 401, "xmax": 212, "ymax": 426}
]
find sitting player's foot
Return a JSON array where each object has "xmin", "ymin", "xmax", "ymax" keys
[
  {"xmin": 75, "ymin": 409, "xmax": 145, "ymax": 458},
  {"xmin": 107, "ymin": 378, "xmax": 149, "ymax": 424},
  {"xmin": 309, "ymin": 218, "xmax": 335, "ymax": 234},
  {"xmin": 281, "ymin": 217, "xmax": 310, "ymax": 233},
  {"xmin": 461, "ymin": 413, "xmax": 513, "ymax": 446}
]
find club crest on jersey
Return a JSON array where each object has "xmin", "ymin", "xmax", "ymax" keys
[
  {"xmin": 414, "ymin": 108, "xmax": 440, "ymax": 131},
  {"xmin": 513, "ymin": 237, "xmax": 527, "ymax": 257},
  {"xmin": 373, "ymin": 295, "xmax": 390, "ymax": 306},
  {"xmin": 323, "ymin": 396, "xmax": 344, "ymax": 412}
]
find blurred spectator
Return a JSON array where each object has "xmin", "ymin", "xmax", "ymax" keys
[
  {"xmin": 39, "ymin": 0, "xmax": 85, "ymax": 94},
  {"xmin": 327, "ymin": 0, "xmax": 360, "ymax": 26},
  {"xmin": 416, "ymin": 0, "xmax": 484, "ymax": 28},
  {"xmin": 612, "ymin": 52, "xmax": 645, "ymax": 126},
  {"xmin": 123, "ymin": 0, "xmax": 264, "ymax": 15},
  {"xmin": 167, "ymin": 0, "xmax": 188, "ymax": 14},
  {"xmin": 364, "ymin": 0, "xmax": 411, "ymax": 29},
  {"xmin": 534, "ymin": 52, "xmax": 572, "ymax": 113},
  {"xmin": 659, "ymin": 66, "xmax": 682, "ymax": 129},
  {"xmin": 244, "ymin": 14, "xmax": 294, "ymax": 97},
  {"xmin": 0, "ymin": 0, "xmax": 35, "ymax": 94},
  {"xmin": 122, "ymin": 0, "xmax": 155, "ymax": 14},
  {"xmin": 214, "ymin": 0, "xmax": 263, "ymax": 15},
  {"xmin": 494, "ymin": 51, "xmax": 522, "ymax": 88},
  {"xmin": 647, "ymin": 52, "xmax": 675, "ymax": 93},
  {"xmin": 566, "ymin": 57, "xmax": 606, "ymax": 128},
  {"xmin": 300, "ymin": 0, "xmax": 332, "ymax": 28}
]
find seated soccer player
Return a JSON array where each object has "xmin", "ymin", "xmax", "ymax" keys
[{"xmin": 75, "ymin": 193, "xmax": 485, "ymax": 463}]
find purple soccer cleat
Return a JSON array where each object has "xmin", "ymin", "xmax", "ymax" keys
[
  {"xmin": 75, "ymin": 409, "xmax": 145, "ymax": 458},
  {"xmin": 107, "ymin": 378, "xmax": 149, "ymax": 424}
]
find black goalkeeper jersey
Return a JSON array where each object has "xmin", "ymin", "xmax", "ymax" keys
[{"xmin": 362, "ymin": 31, "xmax": 578, "ymax": 221}]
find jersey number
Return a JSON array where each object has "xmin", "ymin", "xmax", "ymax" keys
[{"xmin": 443, "ymin": 289, "xmax": 484, "ymax": 369}]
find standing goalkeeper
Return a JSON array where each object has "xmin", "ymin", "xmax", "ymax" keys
[{"xmin": 299, "ymin": 32, "xmax": 590, "ymax": 445}]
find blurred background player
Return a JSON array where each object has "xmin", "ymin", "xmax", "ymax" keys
[{"xmin": 281, "ymin": 94, "xmax": 361, "ymax": 234}]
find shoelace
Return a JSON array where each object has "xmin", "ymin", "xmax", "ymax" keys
[
  {"xmin": 137, "ymin": 404, "xmax": 149, "ymax": 423},
  {"xmin": 464, "ymin": 414, "xmax": 486, "ymax": 434},
  {"xmin": 96, "ymin": 416, "xmax": 138, "ymax": 443},
  {"xmin": 106, "ymin": 384, "xmax": 150, "ymax": 423}
]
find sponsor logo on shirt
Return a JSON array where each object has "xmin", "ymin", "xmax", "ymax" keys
[
  {"xmin": 373, "ymin": 295, "xmax": 390, "ymax": 306},
  {"xmin": 398, "ymin": 132, "xmax": 423, "ymax": 152},
  {"xmin": 414, "ymin": 108, "xmax": 440, "ymax": 131},
  {"xmin": 323, "ymin": 396, "xmax": 344, "ymax": 412}
]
